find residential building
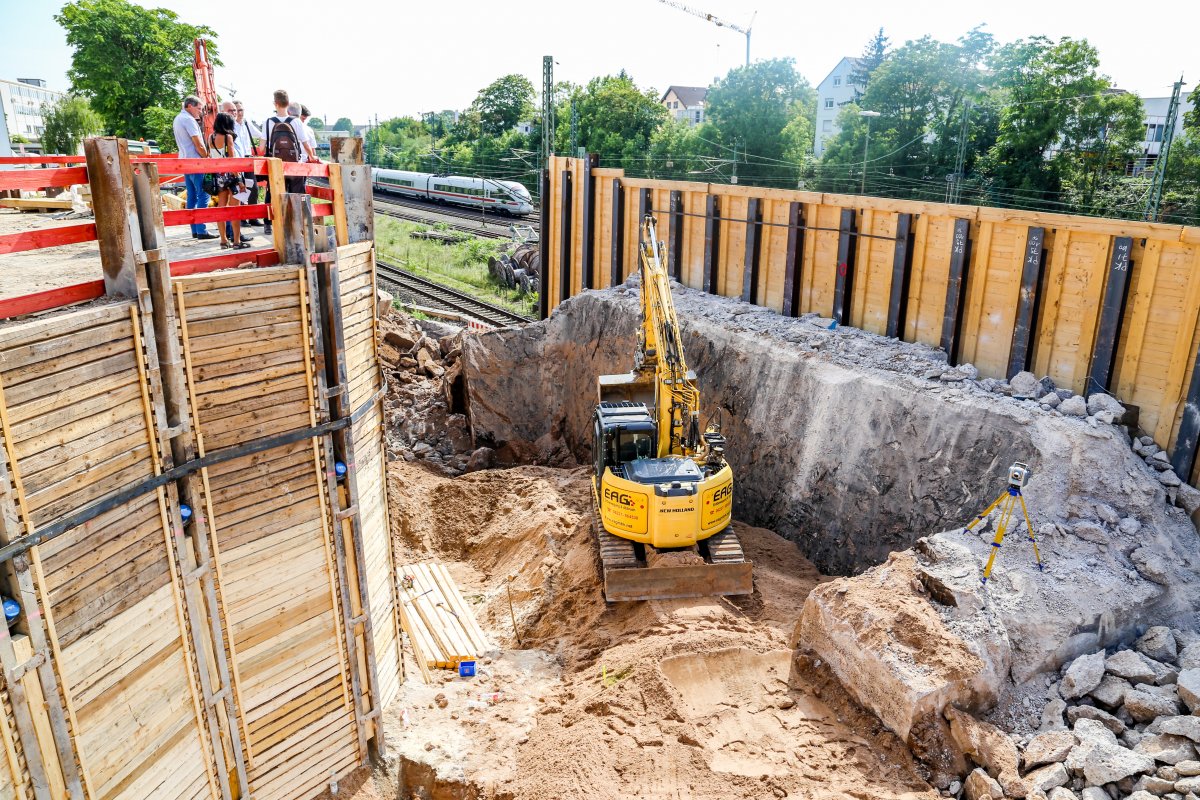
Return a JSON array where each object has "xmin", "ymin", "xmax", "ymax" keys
[
  {"xmin": 814, "ymin": 57, "xmax": 863, "ymax": 157},
  {"xmin": 660, "ymin": 86, "xmax": 707, "ymax": 126},
  {"xmin": 0, "ymin": 78, "xmax": 67, "ymax": 143},
  {"xmin": 1135, "ymin": 94, "xmax": 1196, "ymax": 172},
  {"xmin": 514, "ymin": 120, "xmax": 534, "ymax": 135}
]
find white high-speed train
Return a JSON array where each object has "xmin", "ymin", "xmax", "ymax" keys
[{"xmin": 372, "ymin": 169, "xmax": 534, "ymax": 216}]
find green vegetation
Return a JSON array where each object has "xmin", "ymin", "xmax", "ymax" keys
[
  {"xmin": 56, "ymin": 0, "xmax": 218, "ymax": 139},
  {"xmin": 41, "ymin": 95, "xmax": 104, "ymax": 155},
  {"xmin": 373, "ymin": 217, "xmax": 536, "ymax": 318}
]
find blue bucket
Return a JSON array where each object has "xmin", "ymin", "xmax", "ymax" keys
[{"xmin": 458, "ymin": 661, "xmax": 476, "ymax": 678}]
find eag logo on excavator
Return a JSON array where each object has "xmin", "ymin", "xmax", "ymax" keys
[
  {"xmin": 603, "ymin": 488, "xmax": 636, "ymax": 507},
  {"xmin": 712, "ymin": 484, "xmax": 733, "ymax": 504}
]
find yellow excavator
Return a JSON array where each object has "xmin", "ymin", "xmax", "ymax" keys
[{"xmin": 591, "ymin": 216, "xmax": 753, "ymax": 602}]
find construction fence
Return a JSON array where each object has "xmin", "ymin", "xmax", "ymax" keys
[
  {"xmin": 0, "ymin": 138, "xmax": 397, "ymax": 800},
  {"xmin": 539, "ymin": 154, "xmax": 1200, "ymax": 485}
]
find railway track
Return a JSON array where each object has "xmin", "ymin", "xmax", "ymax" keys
[
  {"xmin": 374, "ymin": 201, "xmax": 509, "ymax": 240},
  {"xmin": 376, "ymin": 258, "xmax": 533, "ymax": 328}
]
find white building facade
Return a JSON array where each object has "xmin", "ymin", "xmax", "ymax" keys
[
  {"xmin": 0, "ymin": 78, "xmax": 66, "ymax": 143},
  {"xmin": 814, "ymin": 57, "xmax": 863, "ymax": 157},
  {"xmin": 660, "ymin": 86, "xmax": 707, "ymax": 126},
  {"xmin": 1136, "ymin": 94, "xmax": 1196, "ymax": 172}
]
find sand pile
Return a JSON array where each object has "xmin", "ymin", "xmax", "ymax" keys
[{"xmin": 372, "ymin": 461, "xmax": 939, "ymax": 800}]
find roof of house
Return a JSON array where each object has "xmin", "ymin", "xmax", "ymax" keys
[
  {"xmin": 660, "ymin": 86, "xmax": 708, "ymax": 107},
  {"xmin": 817, "ymin": 57, "xmax": 863, "ymax": 90}
]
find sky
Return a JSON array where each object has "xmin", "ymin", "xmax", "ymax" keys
[{"xmin": 1, "ymin": 0, "xmax": 1198, "ymax": 126}]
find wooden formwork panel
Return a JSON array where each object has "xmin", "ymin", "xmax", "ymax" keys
[
  {"xmin": 1032, "ymin": 230, "xmax": 1111, "ymax": 393},
  {"xmin": 958, "ymin": 221, "xmax": 1030, "ymax": 376},
  {"xmin": 0, "ymin": 302, "xmax": 216, "ymax": 800},
  {"xmin": 175, "ymin": 268, "xmax": 359, "ymax": 800},
  {"xmin": 802, "ymin": 203, "xmax": 844, "ymax": 318},
  {"xmin": 338, "ymin": 242, "xmax": 401, "ymax": 711},
  {"xmin": 0, "ymin": 682, "xmax": 26, "ymax": 800},
  {"xmin": 850, "ymin": 208, "xmax": 899, "ymax": 336}
]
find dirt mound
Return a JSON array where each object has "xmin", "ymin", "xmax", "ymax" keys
[{"xmin": 378, "ymin": 462, "xmax": 938, "ymax": 800}]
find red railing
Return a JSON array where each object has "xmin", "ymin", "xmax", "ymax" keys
[{"xmin": 1, "ymin": 149, "xmax": 337, "ymax": 319}]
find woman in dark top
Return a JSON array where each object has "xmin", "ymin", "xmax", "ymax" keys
[{"xmin": 208, "ymin": 112, "xmax": 252, "ymax": 249}]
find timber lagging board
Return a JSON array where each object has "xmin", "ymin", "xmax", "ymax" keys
[{"xmin": 0, "ymin": 250, "xmax": 396, "ymax": 800}]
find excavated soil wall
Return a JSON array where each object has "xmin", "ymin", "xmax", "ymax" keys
[
  {"xmin": 463, "ymin": 283, "xmax": 1200, "ymax": 760},
  {"xmin": 467, "ymin": 285, "xmax": 1029, "ymax": 576}
]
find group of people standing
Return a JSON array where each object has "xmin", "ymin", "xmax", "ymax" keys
[{"xmin": 171, "ymin": 89, "xmax": 321, "ymax": 248}]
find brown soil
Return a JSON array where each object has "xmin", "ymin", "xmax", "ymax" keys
[{"xmin": 373, "ymin": 461, "xmax": 938, "ymax": 800}]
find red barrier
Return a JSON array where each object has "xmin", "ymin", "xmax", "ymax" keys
[
  {"xmin": 0, "ymin": 167, "xmax": 89, "ymax": 192},
  {"xmin": 137, "ymin": 157, "xmax": 330, "ymax": 178},
  {"xmin": 306, "ymin": 185, "xmax": 335, "ymax": 201},
  {"xmin": 0, "ymin": 280, "xmax": 106, "ymax": 318},
  {"xmin": 0, "ymin": 223, "xmax": 98, "ymax": 256},
  {"xmin": 312, "ymin": 202, "xmax": 333, "ymax": 217},
  {"xmin": 169, "ymin": 246, "xmax": 279, "ymax": 277},
  {"xmin": 0, "ymin": 155, "xmax": 87, "ymax": 164},
  {"xmin": 163, "ymin": 204, "xmax": 269, "ymax": 226}
]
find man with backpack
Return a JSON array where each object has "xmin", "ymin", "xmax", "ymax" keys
[{"xmin": 262, "ymin": 89, "xmax": 309, "ymax": 234}]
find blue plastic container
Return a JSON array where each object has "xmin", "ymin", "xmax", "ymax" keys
[
  {"xmin": 335, "ymin": 461, "xmax": 347, "ymax": 480},
  {"xmin": 180, "ymin": 503, "xmax": 193, "ymax": 525},
  {"xmin": 2, "ymin": 596, "xmax": 20, "ymax": 627},
  {"xmin": 458, "ymin": 661, "xmax": 476, "ymax": 678}
]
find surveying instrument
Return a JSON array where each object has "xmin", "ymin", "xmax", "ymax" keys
[{"xmin": 962, "ymin": 462, "xmax": 1044, "ymax": 584}]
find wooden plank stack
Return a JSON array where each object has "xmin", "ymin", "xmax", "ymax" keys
[{"xmin": 397, "ymin": 563, "xmax": 490, "ymax": 673}]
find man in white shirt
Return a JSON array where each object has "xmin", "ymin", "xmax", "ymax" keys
[
  {"xmin": 172, "ymin": 96, "xmax": 215, "ymax": 239},
  {"xmin": 300, "ymin": 105, "xmax": 319, "ymax": 162},
  {"xmin": 286, "ymin": 102, "xmax": 320, "ymax": 164},
  {"xmin": 232, "ymin": 100, "xmax": 263, "ymax": 225}
]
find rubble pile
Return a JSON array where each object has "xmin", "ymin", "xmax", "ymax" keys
[
  {"xmin": 378, "ymin": 310, "xmax": 478, "ymax": 473},
  {"xmin": 946, "ymin": 627, "xmax": 1200, "ymax": 800}
]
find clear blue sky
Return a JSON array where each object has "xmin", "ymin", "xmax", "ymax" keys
[{"xmin": 1, "ymin": 0, "xmax": 1196, "ymax": 126}]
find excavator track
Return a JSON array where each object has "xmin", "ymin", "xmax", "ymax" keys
[{"xmin": 592, "ymin": 490, "xmax": 752, "ymax": 602}]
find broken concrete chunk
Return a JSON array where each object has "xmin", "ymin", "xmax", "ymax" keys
[
  {"xmin": 1091, "ymin": 674, "xmax": 1132, "ymax": 709},
  {"xmin": 1025, "ymin": 730, "xmax": 1077, "ymax": 769},
  {"xmin": 1076, "ymin": 789, "xmax": 1107, "ymax": 800},
  {"xmin": 1124, "ymin": 791, "xmax": 1157, "ymax": 800},
  {"xmin": 1157, "ymin": 717, "xmax": 1200, "ymax": 744},
  {"xmin": 1125, "ymin": 688, "xmax": 1184, "ymax": 722},
  {"xmin": 1135, "ymin": 733, "xmax": 1199, "ymax": 765},
  {"xmin": 1081, "ymin": 739, "xmax": 1156, "ymax": 785},
  {"xmin": 964, "ymin": 766, "xmax": 1005, "ymax": 800},
  {"xmin": 376, "ymin": 288, "xmax": 394, "ymax": 318},
  {"xmin": 1180, "ymin": 643, "xmax": 1200, "ymax": 670},
  {"xmin": 1179, "ymin": 669, "xmax": 1200, "ymax": 713},
  {"xmin": 1046, "ymin": 787, "xmax": 1078, "ymax": 800},
  {"xmin": 1108, "ymin": 650, "xmax": 1160, "ymax": 684},
  {"xmin": 1041, "ymin": 698, "xmax": 1068, "ymax": 732},
  {"xmin": 1068, "ymin": 705, "xmax": 1126, "ymax": 734},
  {"xmin": 1176, "ymin": 760, "xmax": 1200, "ymax": 776},
  {"xmin": 946, "ymin": 707, "xmax": 1025, "ymax": 796},
  {"xmin": 1041, "ymin": 392, "xmax": 1062, "ymax": 408},
  {"xmin": 1132, "ymin": 547, "xmax": 1173, "ymax": 585},
  {"xmin": 1009, "ymin": 371, "xmax": 1042, "ymax": 398},
  {"xmin": 384, "ymin": 328, "xmax": 419, "ymax": 352},
  {"xmin": 1160, "ymin": 469, "xmax": 1183, "ymax": 487},
  {"xmin": 1086, "ymin": 392, "xmax": 1125, "ymax": 417},
  {"xmin": 1060, "ymin": 395, "xmax": 1088, "ymax": 416},
  {"xmin": 1134, "ymin": 773, "xmax": 1179, "ymax": 794},
  {"xmin": 1062, "ymin": 651, "xmax": 1108, "ymax": 699},
  {"xmin": 1175, "ymin": 775, "xmax": 1200, "ymax": 793},
  {"xmin": 1026, "ymin": 762, "xmax": 1070, "ymax": 791},
  {"xmin": 1139, "ymin": 627, "xmax": 1180, "ymax": 664}
]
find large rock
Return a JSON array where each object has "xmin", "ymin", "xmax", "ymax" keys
[
  {"xmin": 1180, "ymin": 642, "xmax": 1200, "ymax": 670},
  {"xmin": 1138, "ymin": 627, "xmax": 1179, "ymax": 664},
  {"xmin": 1026, "ymin": 762, "xmax": 1069, "ymax": 791},
  {"xmin": 1041, "ymin": 698, "xmax": 1068, "ymax": 732},
  {"xmin": 1009, "ymin": 371, "xmax": 1042, "ymax": 399},
  {"xmin": 964, "ymin": 767, "xmax": 1004, "ymax": 800},
  {"xmin": 1062, "ymin": 651, "xmax": 1107, "ymax": 699},
  {"xmin": 946, "ymin": 707, "xmax": 1026, "ymax": 797},
  {"xmin": 1077, "ymin": 789, "xmax": 1107, "ymax": 800},
  {"xmin": 1045, "ymin": 787, "xmax": 1077, "ymax": 800},
  {"xmin": 1107, "ymin": 649, "xmax": 1160, "ymax": 683},
  {"xmin": 1024, "ymin": 730, "xmax": 1077, "ymax": 769},
  {"xmin": 1135, "ymin": 733, "xmax": 1198, "ymax": 765},
  {"xmin": 1179, "ymin": 668, "xmax": 1200, "ymax": 713},
  {"xmin": 1156, "ymin": 716, "xmax": 1200, "ymax": 743},
  {"xmin": 1176, "ymin": 759, "xmax": 1200, "ymax": 775},
  {"xmin": 1125, "ymin": 688, "xmax": 1184, "ymax": 722},
  {"xmin": 1090, "ymin": 674, "xmax": 1131, "ymax": 709},
  {"xmin": 1068, "ymin": 704, "xmax": 1125, "ymax": 734},
  {"xmin": 1059, "ymin": 395, "xmax": 1087, "ymax": 416},
  {"xmin": 1086, "ymin": 392, "xmax": 1125, "ymax": 417},
  {"xmin": 1175, "ymin": 775, "xmax": 1200, "ymax": 793},
  {"xmin": 1133, "ymin": 773, "xmax": 1177, "ymax": 794},
  {"xmin": 1081, "ymin": 740, "xmax": 1156, "ymax": 785}
]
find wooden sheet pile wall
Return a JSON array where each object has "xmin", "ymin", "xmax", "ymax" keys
[
  {"xmin": 0, "ymin": 249, "xmax": 395, "ymax": 800},
  {"xmin": 543, "ymin": 156, "xmax": 1200, "ymax": 481}
]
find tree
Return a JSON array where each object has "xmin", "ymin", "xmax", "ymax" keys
[
  {"xmin": 705, "ymin": 58, "xmax": 815, "ymax": 171},
  {"xmin": 333, "ymin": 117, "xmax": 354, "ymax": 133},
  {"xmin": 56, "ymin": 0, "xmax": 218, "ymax": 138},
  {"xmin": 143, "ymin": 105, "xmax": 178, "ymax": 152},
  {"xmin": 555, "ymin": 72, "xmax": 667, "ymax": 171},
  {"xmin": 40, "ymin": 95, "xmax": 103, "ymax": 154},
  {"xmin": 850, "ymin": 28, "xmax": 890, "ymax": 88},
  {"xmin": 307, "ymin": 117, "xmax": 324, "ymax": 131},
  {"xmin": 472, "ymin": 74, "xmax": 535, "ymax": 137}
]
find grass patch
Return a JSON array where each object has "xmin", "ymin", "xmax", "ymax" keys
[{"xmin": 374, "ymin": 215, "xmax": 537, "ymax": 318}]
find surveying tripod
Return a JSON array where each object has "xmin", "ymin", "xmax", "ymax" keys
[{"xmin": 962, "ymin": 462, "xmax": 1044, "ymax": 584}]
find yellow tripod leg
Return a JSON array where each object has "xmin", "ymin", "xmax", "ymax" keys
[
  {"xmin": 981, "ymin": 494, "xmax": 1017, "ymax": 584},
  {"xmin": 964, "ymin": 491, "xmax": 1007, "ymax": 534},
  {"xmin": 1018, "ymin": 493, "xmax": 1044, "ymax": 571}
]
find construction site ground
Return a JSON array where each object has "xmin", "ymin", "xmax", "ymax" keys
[{"xmin": 365, "ymin": 461, "xmax": 936, "ymax": 800}]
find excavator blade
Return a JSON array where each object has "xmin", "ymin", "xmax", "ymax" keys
[
  {"xmin": 595, "ymin": 520, "xmax": 753, "ymax": 602},
  {"xmin": 603, "ymin": 561, "xmax": 754, "ymax": 602}
]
